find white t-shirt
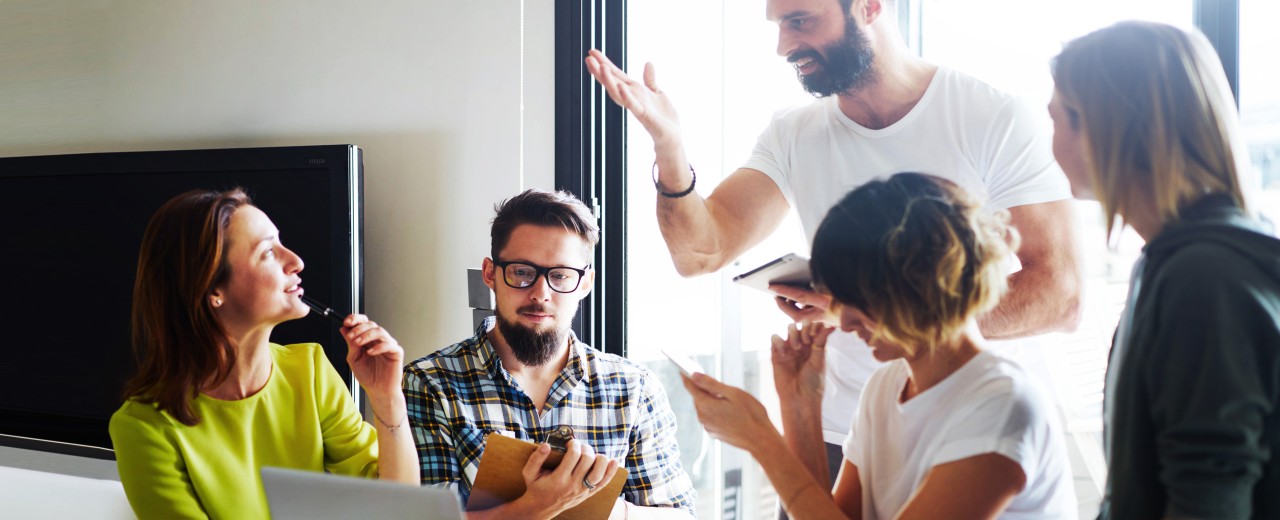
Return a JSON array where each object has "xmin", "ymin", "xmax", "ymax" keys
[
  {"xmin": 843, "ymin": 351, "xmax": 1077, "ymax": 520},
  {"xmin": 742, "ymin": 66, "xmax": 1072, "ymax": 443}
]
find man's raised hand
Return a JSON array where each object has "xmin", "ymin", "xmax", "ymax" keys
[{"xmin": 584, "ymin": 49, "xmax": 683, "ymax": 150}]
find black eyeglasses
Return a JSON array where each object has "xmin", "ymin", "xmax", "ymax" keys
[{"xmin": 493, "ymin": 260, "xmax": 591, "ymax": 293}]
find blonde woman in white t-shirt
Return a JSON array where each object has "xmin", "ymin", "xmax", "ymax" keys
[{"xmin": 683, "ymin": 172, "xmax": 1076, "ymax": 519}]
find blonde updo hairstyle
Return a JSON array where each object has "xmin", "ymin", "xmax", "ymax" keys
[{"xmin": 810, "ymin": 173, "xmax": 1018, "ymax": 354}]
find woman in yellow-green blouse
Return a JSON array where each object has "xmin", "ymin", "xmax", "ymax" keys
[{"xmin": 109, "ymin": 188, "xmax": 419, "ymax": 519}]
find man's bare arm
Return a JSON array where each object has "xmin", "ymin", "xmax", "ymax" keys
[
  {"xmin": 980, "ymin": 199, "xmax": 1083, "ymax": 339},
  {"xmin": 655, "ymin": 166, "xmax": 789, "ymax": 276},
  {"xmin": 585, "ymin": 50, "xmax": 788, "ymax": 277}
]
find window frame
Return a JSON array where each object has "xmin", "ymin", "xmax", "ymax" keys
[{"xmin": 555, "ymin": 0, "xmax": 627, "ymax": 356}]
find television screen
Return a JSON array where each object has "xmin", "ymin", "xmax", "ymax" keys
[{"xmin": 0, "ymin": 145, "xmax": 363, "ymax": 456}]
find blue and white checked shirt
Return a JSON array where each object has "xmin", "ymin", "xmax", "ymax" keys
[{"xmin": 403, "ymin": 317, "xmax": 695, "ymax": 513}]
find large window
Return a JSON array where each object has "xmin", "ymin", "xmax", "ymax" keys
[
  {"xmin": 620, "ymin": 2, "xmax": 813, "ymax": 516},
  {"xmin": 1240, "ymin": 0, "xmax": 1280, "ymax": 226},
  {"xmin": 560, "ymin": 1, "xmax": 1264, "ymax": 518}
]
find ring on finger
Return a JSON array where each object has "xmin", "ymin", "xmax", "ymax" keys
[{"xmin": 581, "ymin": 477, "xmax": 597, "ymax": 490}]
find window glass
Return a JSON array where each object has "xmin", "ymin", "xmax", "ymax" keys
[
  {"xmin": 626, "ymin": 1, "xmax": 811, "ymax": 516},
  {"xmin": 1240, "ymin": 0, "xmax": 1280, "ymax": 229}
]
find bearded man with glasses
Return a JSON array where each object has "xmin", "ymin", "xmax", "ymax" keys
[{"xmin": 403, "ymin": 189, "xmax": 696, "ymax": 519}]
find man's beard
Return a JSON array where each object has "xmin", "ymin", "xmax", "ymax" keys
[
  {"xmin": 790, "ymin": 17, "xmax": 876, "ymax": 97},
  {"xmin": 495, "ymin": 304, "xmax": 568, "ymax": 366}
]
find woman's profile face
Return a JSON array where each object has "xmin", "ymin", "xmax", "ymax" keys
[
  {"xmin": 211, "ymin": 205, "xmax": 308, "ymax": 331},
  {"xmin": 1048, "ymin": 89, "xmax": 1095, "ymax": 200},
  {"xmin": 836, "ymin": 303, "xmax": 909, "ymax": 362}
]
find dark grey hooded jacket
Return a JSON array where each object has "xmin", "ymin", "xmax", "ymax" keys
[{"xmin": 1100, "ymin": 194, "xmax": 1280, "ymax": 520}]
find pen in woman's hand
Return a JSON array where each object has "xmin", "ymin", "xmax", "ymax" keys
[{"xmin": 299, "ymin": 294, "xmax": 345, "ymax": 326}]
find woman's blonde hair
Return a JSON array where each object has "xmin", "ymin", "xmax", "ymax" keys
[
  {"xmin": 1052, "ymin": 20, "xmax": 1250, "ymax": 235},
  {"xmin": 810, "ymin": 173, "xmax": 1018, "ymax": 354}
]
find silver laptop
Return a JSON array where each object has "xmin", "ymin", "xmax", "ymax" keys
[{"xmin": 261, "ymin": 466, "xmax": 463, "ymax": 520}]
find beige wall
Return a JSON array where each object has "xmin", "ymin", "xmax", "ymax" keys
[{"xmin": 0, "ymin": 0, "xmax": 555, "ymax": 362}]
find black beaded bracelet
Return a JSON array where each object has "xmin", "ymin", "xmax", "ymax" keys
[{"xmin": 652, "ymin": 161, "xmax": 696, "ymax": 198}]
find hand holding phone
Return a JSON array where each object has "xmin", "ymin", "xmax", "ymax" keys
[
  {"xmin": 732, "ymin": 253, "xmax": 811, "ymax": 293},
  {"xmin": 662, "ymin": 349, "xmax": 705, "ymax": 378}
]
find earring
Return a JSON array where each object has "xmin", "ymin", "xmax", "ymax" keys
[{"xmin": 214, "ymin": 298, "xmax": 222, "ymax": 306}]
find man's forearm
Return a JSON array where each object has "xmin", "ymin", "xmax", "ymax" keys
[
  {"xmin": 651, "ymin": 142, "xmax": 792, "ymax": 278},
  {"xmin": 979, "ymin": 260, "xmax": 1081, "ymax": 339},
  {"xmin": 656, "ymin": 196, "xmax": 729, "ymax": 276},
  {"xmin": 982, "ymin": 200, "xmax": 1084, "ymax": 339},
  {"xmin": 653, "ymin": 144, "xmax": 731, "ymax": 276}
]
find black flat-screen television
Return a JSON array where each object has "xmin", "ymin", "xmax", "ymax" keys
[{"xmin": 0, "ymin": 145, "xmax": 364, "ymax": 458}]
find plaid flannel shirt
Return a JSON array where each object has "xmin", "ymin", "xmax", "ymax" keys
[{"xmin": 403, "ymin": 317, "xmax": 695, "ymax": 513}]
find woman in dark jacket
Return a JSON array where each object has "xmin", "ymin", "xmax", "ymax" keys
[{"xmin": 1049, "ymin": 21, "xmax": 1280, "ymax": 519}]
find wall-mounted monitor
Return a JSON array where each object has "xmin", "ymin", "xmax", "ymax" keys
[{"xmin": 0, "ymin": 145, "xmax": 363, "ymax": 458}]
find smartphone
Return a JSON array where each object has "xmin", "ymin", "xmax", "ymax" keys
[
  {"xmin": 661, "ymin": 349, "xmax": 705, "ymax": 378},
  {"xmin": 731, "ymin": 253, "xmax": 812, "ymax": 293}
]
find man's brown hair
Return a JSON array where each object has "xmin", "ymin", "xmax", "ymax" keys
[{"xmin": 491, "ymin": 189, "xmax": 599, "ymax": 260}]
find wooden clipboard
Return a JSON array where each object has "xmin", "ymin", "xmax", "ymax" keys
[{"xmin": 467, "ymin": 430, "xmax": 629, "ymax": 519}]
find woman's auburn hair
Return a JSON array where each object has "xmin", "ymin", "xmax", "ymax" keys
[
  {"xmin": 1052, "ymin": 20, "xmax": 1250, "ymax": 235},
  {"xmin": 810, "ymin": 173, "xmax": 1018, "ymax": 354},
  {"xmin": 121, "ymin": 188, "xmax": 251, "ymax": 426}
]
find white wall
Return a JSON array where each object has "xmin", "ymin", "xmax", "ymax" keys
[{"xmin": 0, "ymin": 0, "xmax": 555, "ymax": 362}]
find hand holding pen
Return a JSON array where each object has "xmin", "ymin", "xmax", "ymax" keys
[{"xmin": 300, "ymin": 295, "xmax": 405, "ymax": 404}]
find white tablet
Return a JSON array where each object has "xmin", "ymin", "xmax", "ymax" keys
[{"xmin": 731, "ymin": 253, "xmax": 811, "ymax": 293}]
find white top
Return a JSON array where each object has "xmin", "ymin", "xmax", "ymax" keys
[
  {"xmin": 742, "ymin": 66, "xmax": 1071, "ymax": 442},
  {"xmin": 843, "ymin": 351, "xmax": 1077, "ymax": 520}
]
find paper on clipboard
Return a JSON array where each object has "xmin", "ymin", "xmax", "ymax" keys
[{"xmin": 466, "ymin": 432, "xmax": 629, "ymax": 519}]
